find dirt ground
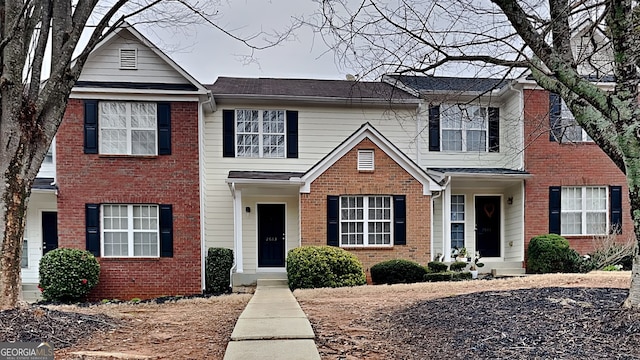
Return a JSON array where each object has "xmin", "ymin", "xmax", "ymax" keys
[{"xmin": 0, "ymin": 272, "xmax": 635, "ymax": 359}]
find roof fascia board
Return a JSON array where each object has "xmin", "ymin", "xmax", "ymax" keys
[
  {"xmin": 69, "ymin": 92, "xmax": 201, "ymax": 102},
  {"xmin": 212, "ymin": 94, "xmax": 420, "ymax": 108}
]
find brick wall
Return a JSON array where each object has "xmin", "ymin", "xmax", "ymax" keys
[
  {"xmin": 300, "ymin": 138, "xmax": 431, "ymax": 274},
  {"xmin": 56, "ymin": 99, "xmax": 201, "ymax": 300},
  {"xmin": 523, "ymin": 89, "xmax": 633, "ymax": 254}
]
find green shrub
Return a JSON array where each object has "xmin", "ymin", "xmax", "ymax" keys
[
  {"xmin": 370, "ymin": 259, "xmax": 427, "ymax": 285},
  {"xmin": 602, "ymin": 264, "xmax": 623, "ymax": 271},
  {"xmin": 39, "ymin": 248, "xmax": 100, "ymax": 302},
  {"xmin": 286, "ymin": 246, "xmax": 366, "ymax": 290},
  {"xmin": 424, "ymin": 272, "xmax": 453, "ymax": 282},
  {"xmin": 205, "ymin": 247, "xmax": 234, "ymax": 294},
  {"xmin": 526, "ymin": 234, "xmax": 582, "ymax": 274},
  {"xmin": 449, "ymin": 261, "xmax": 468, "ymax": 272},
  {"xmin": 427, "ymin": 261, "xmax": 448, "ymax": 273},
  {"xmin": 452, "ymin": 272, "xmax": 473, "ymax": 281}
]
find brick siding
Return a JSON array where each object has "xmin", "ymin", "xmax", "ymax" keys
[
  {"xmin": 56, "ymin": 99, "xmax": 201, "ymax": 300},
  {"xmin": 300, "ymin": 138, "xmax": 431, "ymax": 275},
  {"xmin": 523, "ymin": 89, "xmax": 633, "ymax": 254}
]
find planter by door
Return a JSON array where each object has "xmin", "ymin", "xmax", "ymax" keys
[
  {"xmin": 258, "ymin": 204, "xmax": 286, "ymax": 268},
  {"xmin": 475, "ymin": 196, "xmax": 501, "ymax": 258}
]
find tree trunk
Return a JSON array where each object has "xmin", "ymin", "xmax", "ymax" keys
[{"xmin": 624, "ymin": 256, "xmax": 640, "ymax": 308}]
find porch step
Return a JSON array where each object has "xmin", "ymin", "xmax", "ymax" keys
[
  {"xmin": 491, "ymin": 268, "xmax": 526, "ymax": 277},
  {"xmin": 256, "ymin": 279, "xmax": 288, "ymax": 287},
  {"xmin": 21, "ymin": 284, "xmax": 41, "ymax": 303}
]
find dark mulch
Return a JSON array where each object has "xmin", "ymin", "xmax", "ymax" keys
[
  {"xmin": 0, "ymin": 307, "xmax": 118, "ymax": 348},
  {"xmin": 368, "ymin": 287, "xmax": 640, "ymax": 360}
]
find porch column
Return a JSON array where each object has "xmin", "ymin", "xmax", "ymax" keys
[
  {"xmin": 234, "ymin": 189, "xmax": 244, "ymax": 273},
  {"xmin": 443, "ymin": 184, "xmax": 452, "ymax": 262}
]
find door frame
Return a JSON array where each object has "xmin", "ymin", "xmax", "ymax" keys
[
  {"xmin": 473, "ymin": 194, "xmax": 504, "ymax": 260},
  {"xmin": 256, "ymin": 202, "xmax": 287, "ymax": 272}
]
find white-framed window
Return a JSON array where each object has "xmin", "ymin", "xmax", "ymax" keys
[
  {"xmin": 99, "ymin": 102, "xmax": 157, "ymax": 155},
  {"xmin": 441, "ymin": 104, "xmax": 488, "ymax": 152},
  {"xmin": 102, "ymin": 204, "xmax": 159, "ymax": 257},
  {"xmin": 561, "ymin": 186, "xmax": 607, "ymax": 235},
  {"xmin": 451, "ymin": 195, "xmax": 465, "ymax": 249},
  {"xmin": 21, "ymin": 240, "xmax": 28, "ymax": 268},
  {"xmin": 236, "ymin": 109, "xmax": 285, "ymax": 158},
  {"xmin": 559, "ymin": 100, "xmax": 593, "ymax": 142},
  {"xmin": 340, "ymin": 196, "xmax": 392, "ymax": 246}
]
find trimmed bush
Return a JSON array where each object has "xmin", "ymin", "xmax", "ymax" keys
[
  {"xmin": 452, "ymin": 271, "xmax": 473, "ymax": 281},
  {"xmin": 39, "ymin": 248, "xmax": 100, "ymax": 302},
  {"xmin": 427, "ymin": 261, "xmax": 448, "ymax": 273},
  {"xmin": 370, "ymin": 259, "xmax": 427, "ymax": 284},
  {"xmin": 424, "ymin": 272, "xmax": 453, "ymax": 282},
  {"xmin": 526, "ymin": 234, "xmax": 582, "ymax": 274},
  {"xmin": 449, "ymin": 261, "xmax": 468, "ymax": 272},
  {"xmin": 205, "ymin": 247, "xmax": 234, "ymax": 294},
  {"xmin": 286, "ymin": 246, "xmax": 366, "ymax": 290}
]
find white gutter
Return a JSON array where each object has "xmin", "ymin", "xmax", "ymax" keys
[
  {"xmin": 416, "ymin": 102, "xmax": 422, "ymax": 165},
  {"xmin": 229, "ymin": 182, "xmax": 237, "ymax": 290},
  {"xmin": 198, "ymin": 98, "xmax": 207, "ymax": 292},
  {"xmin": 430, "ymin": 189, "xmax": 442, "ymax": 261}
]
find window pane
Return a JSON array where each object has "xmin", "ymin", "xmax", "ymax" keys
[
  {"xmin": 585, "ymin": 187, "xmax": 606, "ymax": 210},
  {"xmin": 442, "ymin": 130, "xmax": 462, "ymax": 151},
  {"xmin": 104, "ymin": 232, "xmax": 129, "ymax": 256},
  {"xmin": 21, "ymin": 240, "xmax": 28, "ymax": 268},
  {"xmin": 586, "ymin": 213, "xmax": 606, "ymax": 234},
  {"xmin": 131, "ymin": 130, "xmax": 156, "ymax": 155},
  {"xmin": 561, "ymin": 212, "xmax": 581, "ymax": 235},
  {"xmin": 561, "ymin": 187, "xmax": 582, "ymax": 211},
  {"xmin": 466, "ymin": 130, "xmax": 486, "ymax": 151},
  {"xmin": 101, "ymin": 129, "xmax": 127, "ymax": 154},
  {"xmin": 100, "ymin": 102, "xmax": 127, "ymax": 128},
  {"xmin": 466, "ymin": 106, "xmax": 487, "ymax": 129},
  {"xmin": 134, "ymin": 232, "xmax": 158, "ymax": 256},
  {"xmin": 451, "ymin": 223, "xmax": 465, "ymax": 249},
  {"xmin": 441, "ymin": 105, "xmax": 462, "ymax": 129},
  {"xmin": 451, "ymin": 195, "xmax": 465, "ymax": 221},
  {"xmin": 130, "ymin": 103, "xmax": 157, "ymax": 128}
]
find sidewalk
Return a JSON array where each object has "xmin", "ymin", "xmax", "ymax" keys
[{"xmin": 223, "ymin": 279, "xmax": 321, "ymax": 360}]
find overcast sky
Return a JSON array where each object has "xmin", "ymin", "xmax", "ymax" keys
[{"xmin": 138, "ymin": 1, "xmax": 348, "ymax": 84}]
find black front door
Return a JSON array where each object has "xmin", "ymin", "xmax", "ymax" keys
[
  {"xmin": 42, "ymin": 211, "xmax": 58, "ymax": 255},
  {"xmin": 258, "ymin": 204, "xmax": 286, "ymax": 268},
  {"xmin": 475, "ymin": 196, "xmax": 501, "ymax": 258}
]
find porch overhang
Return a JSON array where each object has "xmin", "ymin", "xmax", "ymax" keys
[
  {"xmin": 31, "ymin": 177, "xmax": 57, "ymax": 194},
  {"xmin": 225, "ymin": 171, "xmax": 305, "ymax": 189},
  {"xmin": 427, "ymin": 168, "xmax": 531, "ymax": 184}
]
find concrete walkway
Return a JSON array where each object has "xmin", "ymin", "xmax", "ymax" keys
[{"xmin": 223, "ymin": 279, "xmax": 321, "ymax": 360}]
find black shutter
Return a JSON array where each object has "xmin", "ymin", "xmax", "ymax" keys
[
  {"xmin": 159, "ymin": 204, "xmax": 174, "ymax": 257},
  {"xmin": 549, "ymin": 186, "xmax": 561, "ymax": 234},
  {"xmin": 549, "ymin": 92, "xmax": 562, "ymax": 142},
  {"xmin": 610, "ymin": 186, "xmax": 623, "ymax": 234},
  {"xmin": 223, "ymin": 110, "xmax": 235, "ymax": 157},
  {"xmin": 393, "ymin": 195, "xmax": 407, "ymax": 245},
  {"xmin": 86, "ymin": 204, "xmax": 100, "ymax": 256},
  {"xmin": 286, "ymin": 110, "xmax": 299, "ymax": 158},
  {"xmin": 428, "ymin": 105, "xmax": 440, "ymax": 152},
  {"xmin": 488, "ymin": 107, "xmax": 500, "ymax": 152},
  {"xmin": 327, "ymin": 196, "xmax": 339, "ymax": 246},
  {"xmin": 157, "ymin": 102, "xmax": 171, "ymax": 155},
  {"xmin": 84, "ymin": 100, "xmax": 98, "ymax": 154}
]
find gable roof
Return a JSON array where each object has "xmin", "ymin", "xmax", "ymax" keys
[
  {"xmin": 207, "ymin": 77, "xmax": 419, "ymax": 106},
  {"xmin": 75, "ymin": 23, "xmax": 209, "ymax": 96},
  {"xmin": 296, "ymin": 123, "xmax": 441, "ymax": 195},
  {"xmin": 384, "ymin": 75, "xmax": 510, "ymax": 96}
]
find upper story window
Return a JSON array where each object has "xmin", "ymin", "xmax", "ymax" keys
[
  {"xmin": 99, "ymin": 102, "xmax": 157, "ymax": 155},
  {"xmin": 236, "ymin": 109, "xmax": 285, "ymax": 158},
  {"xmin": 222, "ymin": 109, "xmax": 298, "ymax": 159},
  {"xmin": 550, "ymin": 93, "xmax": 593, "ymax": 143},
  {"xmin": 428, "ymin": 104, "xmax": 499, "ymax": 153}
]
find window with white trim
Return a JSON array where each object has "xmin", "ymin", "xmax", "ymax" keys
[
  {"xmin": 236, "ymin": 109, "xmax": 285, "ymax": 158},
  {"xmin": 451, "ymin": 195, "xmax": 465, "ymax": 249},
  {"xmin": 561, "ymin": 186, "xmax": 607, "ymax": 235},
  {"xmin": 102, "ymin": 204, "xmax": 159, "ymax": 257},
  {"xmin": 559, "ymin": 100, "xmax": 593, "ymax": 142},
  {"xmin": 441, "ymin": 104, "xmax": 487, "ymax": 152},
  {"xmin": 21, "ymin": 240, "xmax": 28, "ymax": 268},
  {"xmin": 340, "ymin": 196, "xmax": 392, "ymax": 246},
  {"xmin": 99, "ymin": 102, "xmax": 157, "ymax": 155}
]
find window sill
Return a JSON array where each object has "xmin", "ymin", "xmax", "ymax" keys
[
  {"xmin": 99, "ymin": 257, "xmax": 161, "ymax": 261},
  {"xmin": 341, "ymin": 246, "xmax": 394, "ymax": 250},
  {"xmin": 98, "ymin": 154, "xmax": 159, "ymax": 159}
]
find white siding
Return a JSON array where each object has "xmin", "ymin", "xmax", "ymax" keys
[
  {"xmin": 79, "ymin": 30, "xmax": 190, "ymax": 85},
  {"xmin": 21, "ymin": 193, "xmax": 57, "ymax": 284},
  {"xmin": 204, "ymin": 104, "xmax": 419, "ymax": 271},
  {"xmin": 503, "ymin": 183, "xmax": 524, "ymax": 262},
  {"xmin": 418, "ymin": 94, "xmax": 523, "ymax": 169}
]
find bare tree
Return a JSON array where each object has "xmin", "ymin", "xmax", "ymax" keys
[
  {"xmin": 317, "ymin": 0, "xmax": 640, "ymax": 306},
  {"xmin": 0, "ymin": 0, "xmax": 297, "ymax": 310}
]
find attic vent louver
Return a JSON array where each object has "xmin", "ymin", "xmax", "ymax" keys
[
  {"xmin": 119, "ymin": 48, "xmax": 137, "ymax": 69},
  {"xmin": 358, "ymin": 149, "xmax": 374, "ymax": 171}
]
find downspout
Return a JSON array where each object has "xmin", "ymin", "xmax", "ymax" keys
[
  {"xmin": 229, "ymin": 182, "xmax": 237, "ymax": 290},
  {"xmin": 416, "ymin": 102, "xmax": 422, "ymax": 165},
  {"xmin": 430, "ymin": 190, "xmax": 442, "ymax": 261},
  {"xmin": 198, "ymin": 97, "xmax": 209, "ymax": 293}
]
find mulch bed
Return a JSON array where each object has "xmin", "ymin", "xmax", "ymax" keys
[
  {"xmin": 0, "ymin": 307, "xmax": 118, "ymax": 349},
  {"xmin": 368, "ymin": 287, "xmax": 640, "ymax": 359}
]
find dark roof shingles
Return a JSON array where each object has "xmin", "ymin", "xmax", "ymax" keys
[{"xmin": 390, "ymin": 75, "xmax": 508, "ymax": 93}]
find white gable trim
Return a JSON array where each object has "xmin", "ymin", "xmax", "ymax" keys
[
  {"xmin": 79, "ymin": 23, "xmax": 209, "ymax": 95},
  {"xmin": 295, "ymin": 123, "xmax": 441, "ymax": 195}
]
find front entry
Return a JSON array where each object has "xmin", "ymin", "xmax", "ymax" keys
[
  {"xmin": 42, "ymin": 211, "xmax": 58, "ymax": 255},
  {"xmin": 475, "ymin": 196, "xmax": 501, "ymax": 258},
  {"xmin": 258, "ymin": 204, "xmax": 286, "ymax": 268}
]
